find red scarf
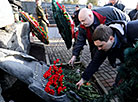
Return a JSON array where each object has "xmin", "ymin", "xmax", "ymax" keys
[{"xmin": 92, "ymin": 11, "xmax": 106, "ymax": 24}]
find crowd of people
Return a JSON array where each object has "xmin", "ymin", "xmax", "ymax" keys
[
  {"xmin": 69, "ymin": 0, "xmax": 138, "ymax": 89},
  {"xmin": 1, "ymin": 0, "xmax": 138, "ymax": 97},
  {"xmin": 34, "ymin": 0, "xmax": 138, "ymax": 91}
]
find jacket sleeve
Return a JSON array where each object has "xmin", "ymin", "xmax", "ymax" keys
[
  {"xmin": 82, "ymin": 50, "xmax": 107, "ymax": 81},
  {"xmin": 94, "ymin": 6, "xmax": 130, "ymax": 24},
  {"xmin": 72, "ymin": 27, "xmax": 87, "ymax": 57},
  {"xmin": 112, "ymin": 7, "xmax": 130, "ymax": 22}
]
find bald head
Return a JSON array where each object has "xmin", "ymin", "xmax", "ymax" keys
[{"xmin": 78, "ymin": 8, "xmax": 94, "ymax": 27}]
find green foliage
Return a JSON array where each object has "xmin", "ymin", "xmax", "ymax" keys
[
  {"xmin": 72, "ymin": 0, "xmax": 79, "ymax": 4},
  {"xmin": 61, "ymin": 0, "xmax": 66, "ymax": 3},
  {"xmin": 61, "ymin": 0, "xmax": 78, "ymax": 4},
  {"xmin": 66, "ymin": 0, "xmax": 72, "ymax": 4},
  {"xmin": 43, "ymin": 0, "xmax": 51, "ymax": 2},
  {"xmin": 61, "ymin": 64, "xmax": 101, "ymax": 102},
  {"xmin": 62, "ymin": 0, "xmax": 72, "ymax": 4},
  {"xmin": 87, "ymin": 0, "xmax": 98, "ymax": 6}
]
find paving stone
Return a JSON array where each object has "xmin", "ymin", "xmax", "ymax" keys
[
  {"xmin": 105, "ymin": 79, "xmax": 115, "ymax": 83},
  {"xmin": 103, "ymin": 83, "xmax": 110, "ymax": 87}
]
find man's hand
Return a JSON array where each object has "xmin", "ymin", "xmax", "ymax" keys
[
  {"xmin": 76, "ymin": 78, "xmax": 84, "ymax": 90},
  {"xmin": 68, "ymin": 56, "xmax": 76, "ymax": 65}
]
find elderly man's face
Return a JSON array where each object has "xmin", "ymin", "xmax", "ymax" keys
[{"xmin": 79, "ymin": 14, "xmax": 93, "ymax": 27}]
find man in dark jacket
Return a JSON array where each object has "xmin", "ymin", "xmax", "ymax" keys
[
  {"xmin": 133, "ymin": 11, "xmax": 138, "ymax": 20},
  {"xmin": 72, "ymin": 5, "xmax": 80, "ymax": 27},
  {"xmin": 104, "ymin": 0, "xmax": 125, "ymax": 11},
  {"xmin": 35, "ymin": 0, "xmax": 49, "ymax": 32},
  {"xmin": 128, "ymin": 2, "xmax": 138, "ymax": 20},
  {"xmin": 68, "ymin": 7, "xmax": 130, "ymax": 67},
  {"xmin": 76, "ymin": 20, "xmax": 138, "ymax": 89}
]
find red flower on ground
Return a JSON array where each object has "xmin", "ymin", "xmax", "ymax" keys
[
  {"xmin": 53, "ymin": 60, "xmax": 56, "ymax": 64},
  {"xmin": 49, "ymin": 89, "xmax": 55, "ymax": 95},
  {"xmin": 56, "ymin": 59, "xmax": 60, "ymax": 63},
  {"xmin": 43, "ymin": 71, "xmax": 51, "ymax": 79},
  {"xmin": 57, "ymin": 86, "xmax": 63, "ymax": 95},
  {"xmin": 45, "ymin": 86, "xmax": 51, "ymax": 93},
  {"xmin": 43, "ymin": 59, "xmax": 66, "ymax": 95}
]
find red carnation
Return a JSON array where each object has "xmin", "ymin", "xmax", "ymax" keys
[
  {"xmin": 60, "ymin": 82, "xmax": 63, "ymax": 87},
  {"xmin": 45, "ymin": 86, "xmax": 51, "ymax": 93},
  {"xmin": 62, "ymin": 86, "xmax": 66, "ymax": 91},
  {"xmin": 53, "ymin": 61, "xmax": 56, "ymax": 64},
  {"xmin": 58, "ymin": 67, "xmax": 63, "ymax": 74},
  {"xmin": 57, "ymin": 86, "xmax": 63, "ymax": 95},
  {"xmin": 43, "ymin": 71, "xmax": 51, "ymax": 79},
  {"xmin": 49, "ymin": 89, "xmax": 55, "ymax": 95},
  {"xmin": 43, "ymin": 59, "xmax": 66, "ymax": 95},
  {"xmin": 59, "ymin": 75, "xmax": 64, "ymax": 82},
  {"xmin": 56, "ymin": 59, "xmax": 60, "ymax": 63}
]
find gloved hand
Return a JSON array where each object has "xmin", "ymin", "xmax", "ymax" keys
[
  {"xmin": 68, "ymin": 56, "xmax": 76, "ymax": 65},
  {"xmin": 76, "ymin": 78, "xmax": 84, "ymax": 89}
]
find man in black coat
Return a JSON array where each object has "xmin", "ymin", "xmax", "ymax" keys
[
  {"xmin": 128, "ymin": 2, "xmax": 138, "ymax": 20},
  {"xmin": 76, "ymin": 20, "xmax": 138, "ymax": 89},
  {"xmin": 68, "ymin": 7, "xmax": 130, "ymax": 67},
  {"xmin": 104, "ymin": 0, "xmax": 125, "ymax": 11},
  {"xmin": 72, "ymin": 5, "xmax": 80, "ymax": 27}
]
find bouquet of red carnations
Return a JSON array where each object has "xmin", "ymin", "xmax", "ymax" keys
[{"xmin": 43, "ymin": 59, "xmax": 66, "ymax": 95}]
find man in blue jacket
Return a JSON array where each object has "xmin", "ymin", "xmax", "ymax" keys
[
  {"xmin": 76, "ymin": 20, "xmax": 138, "ymax": 89},
  {"xmin": 68, "ymin": 7, "xmax": 130, "ymax": 68}
]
